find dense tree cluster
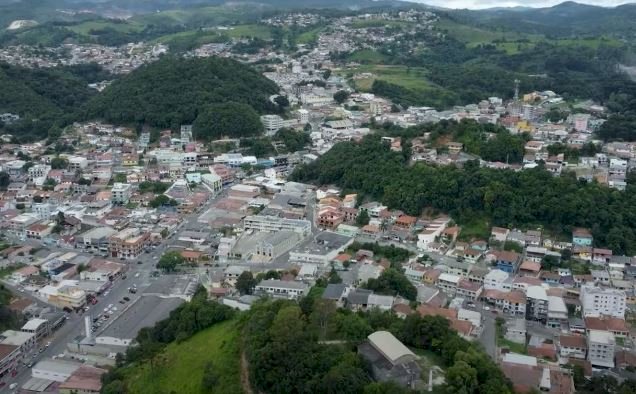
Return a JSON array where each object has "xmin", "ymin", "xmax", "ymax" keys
[
  {"xmin": 84, "ymin": 56, "xmax": 279, "ymax": 132},
  {"xmin": 363, "ymin": 268, "xmax": 417, "ymax": 301},
  {"xmin": 193, "ymin": 102, "xmax": 263, "ymax": 140},
  {"xmin": 0, "ymin": 62, "xmax": 96, "ymax": 142},
  {"xmin": 244, "ymin": 299, "xmax": 511, "ymax": 394},
  {"xmin": 291, "ymin": 134, "xmax": 636, "ymax": 254},
  {"xmin": 0, "ymin": 284, "xmax": 23, "ymax": 331},
  {"xmin": 274, "ymin": 127, "xmax": 311, "ymax": 152}
]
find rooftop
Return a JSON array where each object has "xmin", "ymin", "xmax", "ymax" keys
[{"xmin": 367, "ymin": 331, "xmax": 417, "ymax": 366}]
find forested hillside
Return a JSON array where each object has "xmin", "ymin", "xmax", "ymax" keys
[
  {"xmin": 0, "ymin": 63, "xmax": 98, "ymax": 142},
  {"xmin": 84, "ymin": 56, "xmax": 279, "ymax": 138},
  {"xmin": 290, "ymin": 131, "xmax": 636, "ymax": 255}
]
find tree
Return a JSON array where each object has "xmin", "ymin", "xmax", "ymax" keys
[
  {"xmin": 356, "ymin": 210, "xmax": 370, "ymax": 226},
  {"xmin": 322, "ymin": 69, "xmax": 332, "ymax": 80},
  {"xmin": 236, "ymin": 271, "xmax": 257, "ymax": 295},
  {"xmin": 42, "ymin": 178, "xmax": 57, "ymax": 191},
  {"xmin": 157, "ymin": 251, "xmax": 184, "ymax": 272},
  {"xmin": 0, "ymin": 171, "xmax": 9, "ymax": 191},
  {"xmin": 149, "ymin": 194, "xmax": 177, "ymax": 208},
  {"xmin": 334, "ymin": 90, "xmax": 349, "ymax": 104},
  {"xmin": 328, "ymin": 267, "xmax": 342, "ymax": 284},
  {"xmin": 445, "ymin": 360, "xmax": 478, "ymax": 394},
  {"xmin": 50, "ymin": 157, "xmax": 68, "ymax": 169},
  {"xmin": 274, "ymin": 95, "xmax": 289, "ymax": 108},
  {"xmin": 363, "ymin": 268, "xmax": 417, "ymax": 301},
  {"xmin": 193, "ymin": 102, "xmax": 263, "ymax": 140}
]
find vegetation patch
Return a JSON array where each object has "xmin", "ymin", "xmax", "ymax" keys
[{"xmin": 122, "ymin": 320, "xmax": 241, "ymax": 394}]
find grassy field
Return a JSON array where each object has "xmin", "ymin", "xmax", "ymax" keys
[
  {"xmin": 350, "ymin": 19, "xmax": 414, "ymax": 29},
  {"xmin": 347, "ymin": 49, "xmax": 389, "ymax": 64},
  {"xmin": 296, "ymin": 26, "xmax": 324, "ymax": 44},
  {"xmin": 122, "ymin": 319, "xmax": 242, "ymax": 394},
  {"xmin": 347, "ymin": 64, "xmax": 431, "ymax": 92},
  {"xmin": 222, "ymin": 24, "xmax": 272, "ymax": 39},
  {"xmin": 67, "ymin": 20, "xmax": 143, "ymax": 35}
]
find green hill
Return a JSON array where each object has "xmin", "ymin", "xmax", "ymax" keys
[
  {"xmin": 0, "ymin": 62, "xmax": 97, "ymax": 141},
  {"xmin": 84, "ymin": 56, "xmax": 279, "ymax": 137},
  {"xmin": 118, "ymin": 319, "xmax": 242, "ymax": 394}
]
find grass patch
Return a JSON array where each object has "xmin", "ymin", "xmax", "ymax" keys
[
  {"xmin": 122, "ymin": 319, "xmax": 241, "ymax": 394},
  {"xmin": 296, "ymin": 27, "xmax": 324, "ymax": 44},
  {"xmin": 0, "ymin": 264, "xmax": 24, "ymax": 279},
  {"xmin": 457, "ymin": 218, "xmax": 490, "ymax": 242},
  {"xmin": 222, "ymin": 24, "xmax": 272, "ymax": 39},
  {"xmin": 499, "ymin": 338, "xmax": 528, "ymax": 355},
  {"xmin": 347, "ymin": 49, "xmax": 389, "ymax": 64},
  {"xmin": 350, "ymin": 20, "xmax": 414, "ymax": 29},
  {"xmin": 347, "ymin": 64, "xmax": 431, "ymax": 92},
  {"xmin": 67, "ymin": 20, "xmax": 142, "ymax": 35}
]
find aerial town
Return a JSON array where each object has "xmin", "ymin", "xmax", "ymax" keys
[{"xmin": 0, "ymin": 3, "xmax": 635, "ymax": 394}]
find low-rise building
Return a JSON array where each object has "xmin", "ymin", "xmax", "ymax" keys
[{"xmin": 255, "ymin": 279, "xmax": 309, "ymax": 299}]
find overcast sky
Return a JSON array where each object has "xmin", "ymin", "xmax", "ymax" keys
[{"xmin": 412, "ymin": 0, "xmax": 634, "ymax": 9}]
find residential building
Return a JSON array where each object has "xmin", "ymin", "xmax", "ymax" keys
[
  {"xmin": 572, "ymin": 228, "xmax": 593, "ymax": 247},
  {"xmin": 580, "ymin": 285, "xmax": 626, "ymax": 318},
  {"xmin": 484, "ymin": 269, "xmax": 510, "ymax": 291},
  {"xmin": 111, "ymin": 183, "xmax": 132, "ymax": 204},
  {"xmin": 437, "ymin": 273, "xmax": 460, "ymax": 296},
  {"xmin": 558, "ymin": 335, "xmax": 587, "ymax": 360},
  {"xmin": 526, "ymin": 286, "xmax": 548, "ymax": 323},
  {"xmin": 255, "ymin": 279, "xmax": 309, "ymax": 299},
  {"xmin": 494, "ymin": 250, "xmax": 521, "ymax": 273},
  {"xmin": 0, "ymin": 343, "xmax": 20, "ymax": 378},
  {"xmin": 587, "ymin": 330, "xmax": 615, "ymax": 368},
  {"xmin": 108, "ymin": 228, "xmax": 150, "ymax": 260},
  {"xmin": 21, "ymin": 318, "xmax": 49, "ymax": 339}
]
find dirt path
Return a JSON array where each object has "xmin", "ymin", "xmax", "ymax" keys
[{"xmin": 240, "ymin": 351, "xmax": 254, "ymax": 394}]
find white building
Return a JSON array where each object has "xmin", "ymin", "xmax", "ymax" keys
[
  {"xmin": 587, "ymin": 330, "xmax": 615, "ymax": 368},
  {"xmin": 484, "ymin": 269, "xmax": 510, "ymax": 291},
  {"xmin": 261, "ymin": 114, "xmax": 284, "ymax": 135},
  {"xmin": 580, "ymin": 285, "xmax": 626, "ymax": 318},
  {"xmin": 243, "ymin": 215, "xmax": 311, "ymax": 236},
  {"xmin": 201, "ymin": 173, "xmax": 222, "ymax": 195},
  {"xmin": 111, "ymin": 182, "xmax": 132, "ymax": 204},
  {"xmin": 437, "ymin": 273, "xmax": 460, "ymax": 296},
  {"xmin": 255, "ymin": 279, "xmax": 309, "ymax": 299},
  {"xmin": 32, "ymin": 202, "xmax": 53, "ymax": 220},
  {"xmin": 296, "ymin": 108, "xmax": 309, "ymax": 124}
]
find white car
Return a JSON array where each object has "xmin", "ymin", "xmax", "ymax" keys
[
  {"xmin": 108, "ymin": 304, "xmax": 114, "ymax": 309},
  {"xmin": 483, "ymin": 306, "xmax": 491, "ymax": 311},
  {"xmin": 112, "ymin": 307, "xmax": 118, "ymax": 312}
]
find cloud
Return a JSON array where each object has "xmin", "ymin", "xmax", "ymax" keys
[{"xmin": 408, "ymin": 0, "xmax": 634, "ymax": 9}]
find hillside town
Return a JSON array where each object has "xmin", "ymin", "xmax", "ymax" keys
[{"xmin": 0, "ymin": 7, "xmax": 635, "ymax": 394}]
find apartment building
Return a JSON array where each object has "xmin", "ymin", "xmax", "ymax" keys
[
  {"xmin": 111, "ymin": 182, "xmax": 132, "ymax": 204},
  {"xmin": 580, "ymin": 285, "xmax": 626, "ymax": 318},
  {"xmin": 108, "ymin": 228, "xmax": 150, "ymax": 260},
  {"xmin": 587, "ymin": 330, "xmax": 615, "ymax": 368},
  {"xmin": 526, "ymin": 286, "xmax": 548, "ymax": 323}
]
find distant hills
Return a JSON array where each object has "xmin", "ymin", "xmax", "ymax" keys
[{"xmin": 450, "ymin": 1, "xmax": 636, "ymax": 36}]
